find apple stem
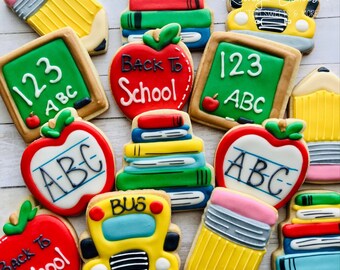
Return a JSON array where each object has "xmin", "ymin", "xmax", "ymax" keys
[
  {"xmin": 3, "ymin": 200, "xmax": 38, "ymax": 236},
  {"xmin": 143, "ymin": 23, "xmax": 181, "ymax": 51},
  {"xmin": 41, "ymin": 109, "xmax": 75, "ymax": 138},
  {"xmin": 213, "ymin": 93, "xmax": 219, "ymax": 99},
  {"xmin": 265, "ymin": 120, "xmax": 304, "ymax": 140}
]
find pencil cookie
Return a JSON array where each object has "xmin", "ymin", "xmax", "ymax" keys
[
  {"xmin": 79, "ymin": 190, "xmax": 181, "ymax": 270},
  {"xmin": 289, "ymin": 67, "xmax": 340, "ymax": 184},
  {"xmin": 116, "ymin": 109, "xmax": 214, "ymax": 211},
  {"xmin": 21, "ymin": 108, "xmax": 115, "ymax": 216},
  {"xmin": 0, "ymin": 199, "xmax": 81, "ymax": 269},
  {"xmin": 0, "ymin": 28, "xmax": 108, "ymax": 143},
  {"xmin": 4, "ymin": 0, "xmax": 109, "ymax": 55},
  {"xmin": 272, "ymin": 190, "xmax": 340, "ymax": 270},
  {"xmin": 185, "ymin": 188, "xmax": 278, "ymax": 270},
  {"xmin": 214, "ymin": 118, "xmax": 309, "ymax": 209},
  {"xmin": 226, "ymin": 0, "xmax": 320, "ymax": 54},
  {"xmin": 109, "ymin": 23, "xmax": 194, "ymax": 120},
  {"xmin": 188, "ymin": 32, "xmax": 301, "ymax": 131}
]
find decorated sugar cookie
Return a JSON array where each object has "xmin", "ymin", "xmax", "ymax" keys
[
  {"xmin": 109, "ymin": 23, "xmax": 194, "ymax": 120},
  {"xmin": 214, "ymin": 118, "xmax": 309, "ymax": 209},
  {"xmin": 116, "ymin": 109, "xmax": 214, "ymax": 211},
  {"xmin": 185, "ymin": 188, "xmax": 278, "ymax": 270},
  {"xmin": 272, "ymin": 190, "xmax": 340, "ymax": 270},
  {"xmin": 0, "ymin": 28, "xmax": 108, "ymax": 144},
  {"xmin": 0, "ymin": 199, "xmax": 81, "ymax": 269},
  {"xmin": 188, "ymin": 32, "xmax": 301, "ymax": 130},
  {"xmin": 289, "ymin": 67, "xmax": 340, "ymax": 184},
  {"xmin": 21, "ymin": 108, "xmax": 115, "ymax": 216},
  {"xmin": 4, "ymin": 0, "xmax": 108, "ymax": 55},
  {"xmin": 226, "ymin": 0, "xmax": 320, "ymax": 54},
  {"xmin": 121, "ymin": 0, "xmax": 213, "ymax": 49},
  {"xmin": 79, "ymin": 190, "xmax": 181, "ymax": 270}
]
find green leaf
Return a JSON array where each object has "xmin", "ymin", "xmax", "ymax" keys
[
  {"xmin": 143, "ymin": 23, "xmax": 181, "ymax": 51},
  {"xmin": 41, "ymin": 109, "xmax": 74, "ymax": 138}
]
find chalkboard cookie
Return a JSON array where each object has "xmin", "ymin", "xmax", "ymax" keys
[
  {"xmin": 272, "ymin": 190, "xmax": 340, "ymax": 270},
  {"xmin": 116, "ymin": 109, "xmax": 214, "ymax": 211},
  {"xmin": 4, "ymin": 0, "xmax": 109, "ymax": 55},
  {"xmin": 188, "ymin": 32, "xmax": 301, "ymax": 131},
  {"xmin": 185, "ymin": 188, "xmax": 278, "ymax": 270},
  {"xmin": 21, "ymin": 108, "xmax": 115, "ymax": 216},
  {"xmin": 0, "ymin": 199, "xmax": 81, "ymax": 269},
  {"xmin": 109, "ymin": 23, "xmax": 194, "ymax": 120},
  {"xmin": 79, "ymin": 190, "xmax": 181, "ymax": 270},
  {"xmin": 0, "ymin": 27, "xmax": 108, "ymax": 143},
  {"xmin": 226, "ymin": 0, "xmax": 320, "ymax": 54},
  {"xmin": 214, "ymin": 118, "xmax": 309, "ymax": 209},
  {"xmin": 121, "ymin": 0, "xmax": 213, "ymax": 50},
  {"xmin": 289, "ymin": 67, "xmax": 340, "ymax": 184}
]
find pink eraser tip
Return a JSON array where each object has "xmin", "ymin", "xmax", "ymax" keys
[{"xmin": 5, "ymin": 0, "xmax": 16, "ymax": 8}]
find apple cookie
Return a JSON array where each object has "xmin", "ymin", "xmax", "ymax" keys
[
  {"xmin": 4, "ymin": 0, "xmax": 109, "ymax": 55},
  {"xmin": 116, "ymin": 109, "xmax": 214, "ymax": 211},
  {"xmin": 289, "ymin": 67, "xmax": 340, "ymax": 184},
  {"xmin": 0, "ymin": 28, "xmax": 108, "ymax": 144},
  {"xmin": 79, "ymin": 190, "xmax": 181, "ymax": 270},
  {"xmin": 226, "ymin": 0, "xmax": 320, "ymax": 54},
  {"xmin": 0, "ymin": 199, "xmax": 81, "ymax": 269},
  {"xmin": 272, "ymin": 190, "xmax": 340, "ymax": 270},
  {"xmin": 188, "ymin": 32, "xmax": 301, "ymax": 130},
  {"xmin": 214, "ymin": 118, "xmax": 309, "ymax": 209},
  {"xmin": 21, "ymin": 108, "xmax": 115, "ymax": 216}
]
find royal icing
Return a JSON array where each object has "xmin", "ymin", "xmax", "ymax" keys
[
  {"xmin": 5, "ymin": 0, "xmax": 108, "ymax": 55},
  {"xmin": 0, "ymin": 28, "xmax": 108, "ymax": 143},
  {"xmin": 121, "ymin": 1, "xmax": 212, "ymax": 49},
  {"xmin": 289, "ymin": 67, "xmax": 340, "ymax": 184},
  {"xmin": 185, "ymin": 187, "xmax": 278, "ymax": 270},
  {"xmin": 189, "ymin": 32, "xmax": 301, "ymax": 130},
  {"xmin": 116, "ymin": 109, "xmax": 214, "ymax": 211},
  {"xmin": 21, "ymin": 108, "xmax": 115, "ymax": 216},
  {"xmin": 226, "ymin": 0, "xmax": 319, "ymax": 54},
  {"xmin": 273, "ymin": 190, "xmax": 340, "ymax": 270},
  {"xmin": 214, "ymin": 119, "xmax": 309, "ymax": 209},
  {"xmin": 0, "ymin": 200, "xmax": 81, "ymax": 269},
  {"xmin": 80, "ymin": 190, "xmax": 180, "ymax": 270},
  {"xmin": 110, "ymin": 24, "xmax": 193, "ymax": 120}
]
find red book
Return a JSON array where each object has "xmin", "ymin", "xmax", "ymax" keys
[
  {"xmin": 137, "ymin": 114, "xmax": 184, "ymax": 129},
  {"xmin": 283, "ymin": 222, "xmax": 340, "ymax": 238},
  {"xmin": 129, "ymin": 0, "xmax": 205, "ymax": 11}
]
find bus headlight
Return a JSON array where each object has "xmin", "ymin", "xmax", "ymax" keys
[
  {"xmin": 91, "ymin": 264, "xmax": 108, "ymax": 270},
  {"xmin": 296, "ymin": 19, "xmax": 309, "ymax": 32},
  {"xmin": 156, "ymin": 257, "xmax": 171, "ymax": 270},
  {"xmin": 234, "ymin": 12, "xmax": 249, "ymax": 26}
]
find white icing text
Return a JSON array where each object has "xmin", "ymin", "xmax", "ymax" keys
[
  {"xmin": 30, "ymin": 247, "xmax": 70, "ymax": 270},
  {"xmin": 223, "ymin": 89, "xmax": 265, "ymax": 114}
]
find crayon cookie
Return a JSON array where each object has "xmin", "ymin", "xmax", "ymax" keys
[
  {"xmin": 109, "ymin": 23, "xmax": 194, "ymax": 120},
  {"xmin": 0, "ymin": 28, "xmax": 108, "ymax": 143},
  {"xmin": 79, "ymin": 190, "xmax": 181, "ymax": 270},
  {"xmin": 116, "ymin": 109, "xmax": 214, "ymax": 211},
  {"xmin": 226, "ymin": 0, "xmax": 320, "ymax": 54},
  {"xmin": 215, "ymin": 118, "xmax": 309, "ymax": 209},
  {"xmin": 185, "ymin": 188, "xmax": 278, "ymax": 270},
  {"xmin": 272, "ymin": 190, "xmax": 340, "ymax": 270},
  {"xmin": 188, "ymin": 32, "xmax": 301, "ymax": 131},
  {"xmin": 289, "ymin": 67, "xmax": 340, "ymax": 184},
  {"xmin": 121, "ymin": 0, "xmax": 213, "ymax": 49},
  {"xmin": 4, "ymin": 0, "xmax": 109, "ymax": 55},
  {"xmin": 0, "ymin": 199, "xmax": 81, "ymax": 269},
  {"xmin": 21, "ymin": 108, "xmax": 115, "ymax": 216}
]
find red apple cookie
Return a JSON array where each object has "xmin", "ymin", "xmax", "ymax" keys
[
  {"xmin": 21, "ymin": 108, "xmax": 115, "ymax": 216},
  {"xmin": 109, "ymin": 23, "xmax": 193, "ymax": 120}
]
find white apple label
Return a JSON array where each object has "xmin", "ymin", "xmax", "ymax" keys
[
  {"xmin": 223, "ymin": 135, "xmax": 303, "ymax": 206},
  {"xmin": 30, "ymin": 130, "xmax": 107, "ymax": 209}
]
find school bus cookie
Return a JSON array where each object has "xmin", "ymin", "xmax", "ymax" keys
[
  {"xmin": 116, "ymin": 109, "xmax": 214, "ymax": 211},
  {"xmin": 272, "ymin": 190, "xmax": 340, "ymax": 270},
  {"xmin": 0, "ymin": 28, "xmax": 108, "ymax": 143},
  {"xmin": 226, "ymin": 0, "xmax": 320, "ymax": 54},
  {"xmin": 4, "ymin": 0, "xmax": 109, "ymax": 55},
  {"xmin": 289, "ymin": 67, "xmax": 340, "ymax": 184},
  {"xmin": 0, "ymin": 199, "xmax": 81, "ymax": 269},
  {"xmin": 121, "ymin": 0, "xmax": 213, "ymax": 49},
  {"xmin": 21, "ymin": 108, "xmax": 115, "ymax": 216},
  {"xmin": 79, "ymin": 190, "xmax": 181, "ymax": 270},
  {"xmin": 188, "ymin": 32, "xmax": 301, "ymax": 131},
  {"xmin": 185, "ymin": 188, "xmax": 278, "ymax": 270},
  {"xmin": 215, "ymin": 118, "xmax": 309, "ymax": 209}
]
